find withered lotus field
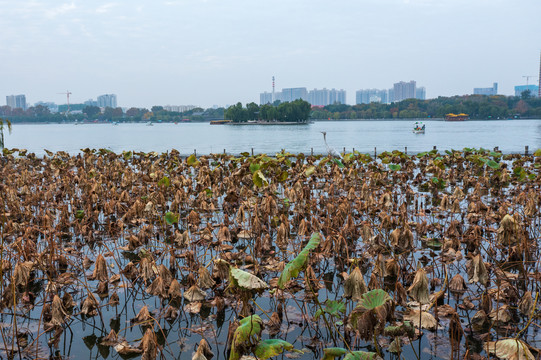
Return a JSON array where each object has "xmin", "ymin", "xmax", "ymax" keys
[{"xmin": 1, "ymin": 147, "xmax": 541, "ymax": 360}]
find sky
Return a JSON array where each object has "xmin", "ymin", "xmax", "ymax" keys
[{"xmin": 1, "ymin": 0, "xmax": 540, "ymax": 109}]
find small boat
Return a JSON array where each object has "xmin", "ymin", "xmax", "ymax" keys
[
  {"xmin": 210, "ymin": 119, "xmax": 232, "ymax": 125},
  {"xmin": 146, "ymin": 121, "xmax": 154, "ymax": 126},
  {"xmin": 445, "ymin": 113, "xmax": 468, "ymax": 121},
  {"xmin": 112, "ymin": 121, "xmax": 119, "ymax": 125},
  {"xmin": 413, "ymin": 121, "xmax": 425, "ymax": 134}
]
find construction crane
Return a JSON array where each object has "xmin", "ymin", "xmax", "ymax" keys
[
  {"xmin": 523, "ymin": 75, "xmax": 535, "ymax": 86},
  {"xmin": 57, "ymin": 90, "xmax": 72, "ymax": 116}
]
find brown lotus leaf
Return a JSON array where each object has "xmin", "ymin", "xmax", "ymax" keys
[
  {"xmin": 404, "ymin": 310, "xmax": 437, "ymax": 330},
  {"xmin": 97, "ymin": 280, "xmax": 109, "ymax": 296},
  {"xmin": 80, "ymin": 293, "xmax": 98, "ymax": 317},
  {"xmin": 184, "ymin": 285, "xmax": 206, "ymax": 302},
  {"xmin": 471, "ymin": 310, "xmax": 488, "ymax": 332},
  {"xmin": 109, "ymin": 292, "xmax": 120, "ymax": 306},
  {"xmin": 519, "ymin": 291, "xmax": 534, "ymax": 317},
  {"xmin": 121, "ymin": 261, "xmax": 139, "ymax": 281},
  {"xmin": 276, "ymin": 222, "xmax": 288, "ymax": 249},
  {"xmin": 185, "ymin": 301, "xmax": 203, "ymax": 314},
  {"xmin": 407, "ymin": 268, "xmax": 430, "ymax": 304},
  {"xmin": 489, "ymin": 305, "xmax": 512, "ymax": 323},
  {"xmin": 114, "ymin": 341, "xmax": 142, "ymax": 356},
  {"xmin": 196, "ymin": 338, "xmax": 214, "ymax": 360},
  {"xmin": 101, "ymin": 329, "xmax": 118, "ymax": 346},
  {"xmin": 14, "ymin": 261, "xmax": 33, "ymax": 286},
  {"xmin": 343, "ymin": 266, "xmax": 367, "ymax": 301},
  {"xmin": 198, "ymin": 266, "xmax": 216, "ymax": 289},
  {"xmin": 157, "ymin": 265, "xmax": 172, "ymax": 287},
  {"xmin": 164, "ymin": 306, "xmax": 179, "ymax": 320},
  {"xmin": 214, "ymin": 296, "xmax": 225, "ymax": 312},
  {"xmin": 188, "ymin": 209, "xmax": 201, "ymax": 227},
  {"xmin": 485, "ymin": 339, "xmax": 535, "ymax": 360},
  {"xmin": 168, "ymin": 278, "xmax": 182, "ymax": 300},
  {"xmin": 384, "ymin": 259, "xmax": 399, "ymax": 279},
  {"xmin": 449, "ymin": 274, "xmax": 467, "ymax": 293},
  {"xmin": 83, "ymin": 256, "xmax": 93, "ymax": 270},
  {"xmin": 139, "ymin": 257, "xmax": 158, "ymax": 283},
  {"xmin": 134, "ymin": 305, "xmax": 153, "ymax": 324},
  {"xmin": 212, "ymin": 259, "xmax": 230, "ymax": 281},
  {"xmin": 435, "ymin": 304, "xmax": 456, "ymax": 317},
  {"xmin": 267, "ymin": 311, "xmax": 281, "ymax": 335},
  {"xmin": 467, "ymin": 254, "xmax": 488, "ymax": 286},
  {"xmin": 62, "ymin": 292, "xmax": 76, "ymax": 313},
  {"xmin": 147, "ymin": 276, "xmax": 167, "ymax": 298},
  {"xmin": 49, "ymin": 295, "xmax": 67, "ymax": 326},
  {"xmin": 218, "ymin": 226, "xmax": 231, "ymax": 243}
]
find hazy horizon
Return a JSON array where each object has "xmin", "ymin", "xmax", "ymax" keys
[{"xmin": 1, "ymin": 0, "xmax": 540, "ymax": 109}]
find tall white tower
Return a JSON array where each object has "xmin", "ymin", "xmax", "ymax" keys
[{"xmin": 272, "ymin": 76, "xmax": 275, "ymax": 103}]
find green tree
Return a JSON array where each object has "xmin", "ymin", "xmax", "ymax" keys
[
  {"xmin": 0, "ymin": 117, "xmax": 12, "ymax": 149},
  {"xmin": 83, "ymin": 105, "xmax": 101, "ymax": 118}
]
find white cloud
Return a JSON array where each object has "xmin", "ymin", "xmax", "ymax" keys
[
  {"xmin": 96, "ymin": 3, "xmax": 118, "ymax": 14},
  {"xmin": 45, "ymin": 2, "xmax": 76, "ymax": 19}
]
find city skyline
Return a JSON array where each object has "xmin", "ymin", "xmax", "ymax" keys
[{"xmin": 1, "ymin": 1, "xmax": 540, "ymax": 108}]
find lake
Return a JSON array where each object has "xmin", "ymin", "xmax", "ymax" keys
[{"xmin": 5, "ymin": 119, "xmax": 541, "ymax": 156}]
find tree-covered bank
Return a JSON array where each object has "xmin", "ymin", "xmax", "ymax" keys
[
  {"xmin": 225, "ymin": 99, "xmax": 311, "ymax": 123},
  {"xmin": 313, "ymin": 94, "xmax": 541, "ymax": 120},
  {"xmin": 1, "ymin": 94, "xmax": 541, "ymax": 123}
]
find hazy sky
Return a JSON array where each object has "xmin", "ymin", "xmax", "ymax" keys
[{"xmin": 1, "ymin": 0, "xmax": 540, "ymax": 108}]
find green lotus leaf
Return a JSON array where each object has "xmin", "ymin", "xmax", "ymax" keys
[
  {"xmin": 164, "ymin": 211, "xmax": 179, "ymax": 225},
  {"xmin": 253, "ymin": 170, "xmax": 269, "ymax": 188},
  {"xmin": 356, "ymin": 289, "xmax": 392, "ymax": 311},
  {"xmin": 254, "ymin": 339, "xmax": 294, "ymax": 360},
  {"xmin": 230, "ymin": 268, "xmax": 268, "ymax": 291},
  {"xmin": 278, "ymin": 232, "xmax": 321, "ymax": 289}
]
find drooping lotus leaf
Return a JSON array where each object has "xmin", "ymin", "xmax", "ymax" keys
[
  {"xmin": 253, "ymin": 170, "xmax": 269, "ymax": 188},
  {"xmin": 230, "ymin": 268, "xmax": 269, "ymax": 291},
  {"xmin": 253, "ymin": 339, "xmax": 294, "ymax": 360},
  {"xmin": 343, "ymin": 266, "xmax": 367, "ymax": 301},
  {"xmin": 407, "ymin": 268, "xmax": 430, "ymax": 304},
  {"xmin": 485, "ymin": 339, "xmax": 535, "ymax": 360},
  {"xmin": 229, "ymin": 315, "xmax": 264, "ymax": 360},
  {"xmin": 322, "ymin": 348, "xmax": 381, "ymax": 360},
  {"xmin": 356, "ymin": 288, "xmax": 392, "ymax": 311},
  {"xmin": 278, "ymin": 232, "xmax": 321, "ymax": 289},
  {"xmin": 404, "ymin": 310, "xmax": 438, "ymax": 330},
  {"xmin": 164, "ymin": 211, "xmax": 179, "ymax": 225},
  {"xmin": 314, "ymin": 300, "xmax": 346, "ymax": 320}
]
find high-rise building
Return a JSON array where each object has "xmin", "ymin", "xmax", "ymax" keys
[
  {"xmin": 260, "ymin": 92, "xmax": 273, "ymax": 105},
  {"xmin": 163, "ymin": 105, "xmax": 197, "ymax": 112},
  {"xmin": 393, "ymin": 81, "xmax": 416, "ymax": 102},
  {"xmin": 97, "ymin": 94, "xmax": 117, "ymax": 108},
  {"xmin": 6, "ymin": 94, "xmax": 27, "ymax": 110},
  {"xmin": 280, "ymin": 88, "xmax": 308, "ymax": 102},
  {"xmin": 514, "ymin": 85, "xmax": 539, "ymax": 97},
  {"xmin": 415, "ymin": 87, "xmax": 426, "ymax": 100},
  {"xmin": 356, "ymin": 89, "xmax": 388, "ymax": 104},
  {"xmin": 308, "ymin": 88, "xmax": 346, "ymax": 106},
  {"xmin": 84, "ymin": 99, "xmax": 98, "ymax": 107},
  {"xmin": 473, "ymin": 83, "xmax": 498, "ymax": 96}
]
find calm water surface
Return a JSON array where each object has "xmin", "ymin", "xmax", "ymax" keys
[{"xmin": 6, "ymin": 119, "xmax": 541, "ymax": 156}]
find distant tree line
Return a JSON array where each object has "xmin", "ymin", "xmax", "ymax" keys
[
  {"xmin": 225, "ymin": 99, "xmax": 311, "ymax": 123},
  {"xmin": 2, "ymin": 92, "xmax": 541, "ymax": 123},
  {"xmin": 0, "ymin": 104, "xmax": 224, "ymax": 123},
  {"xmin": 311, "ymin": 92, "xmax": 541, "ymax": 120}
]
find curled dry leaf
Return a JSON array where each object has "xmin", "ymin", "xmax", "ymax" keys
[
  {"xmin": 407, "ymin": 268, "xmax": 430, "ymax": 304},
  {"xmin": 467, "ymin": 254, "xmax": 488, "ymax": 286},
  {"xmin": 184, "ymin": 285, "xmax": 207, "ymax": 302},
  {"xmin": 485, "ymin": 339, "xmax": 535, "ymax": 360},
  {"xmin": 403, "ymin": 310, "xmax": 438, "ymax": 330},
  {"xmin": 343, "ymin": 267, "xmax": 367, "ymax": 301}
]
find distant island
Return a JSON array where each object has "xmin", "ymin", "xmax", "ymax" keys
[{"xmin": 0, "ymin": 92, "xmax": 540, "ymax": 123}]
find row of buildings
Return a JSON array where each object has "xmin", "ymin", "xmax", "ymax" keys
[
  {"xmin": 260, "ymin": 88, "xmax": 347, "ymax": 106},
  {"xmin": 259, "ymin": 80, "xmax": 426, "ymax": 106},
  {"xmin": 473, "ymin": 82, "xmax": 539, "ymax": 97},
  {"xmin": 4, "ymin": 94, "xmax": 118, "ymax": 112}
]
